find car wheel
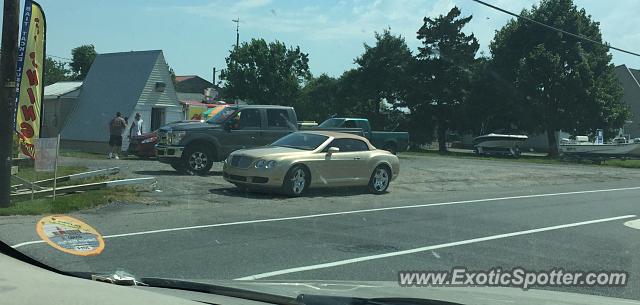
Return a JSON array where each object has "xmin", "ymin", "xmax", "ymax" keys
[
  {"xmin": 183, "ymin": 145, "xmax": 214, "ymax": 175},
  {"xmin": 283, "ymin": 165, "xmax": 309, "ymax": 197},
  {"xmin": 369, "ymin": 165, "xmax": 391, "ymax": 194},
  {"xmin": 383, "ymin": 143, "xmax": 397, "ymax": 155}
]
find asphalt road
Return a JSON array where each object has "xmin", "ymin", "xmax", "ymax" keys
[{"xmin": 2, "ymin": 154, "xmax": 640, "ymax": 301}]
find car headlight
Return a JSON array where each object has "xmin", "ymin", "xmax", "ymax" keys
[
  {"xmin": 266, "ymin": 160, "xmax": 277, "ymax": 169},
  {"xmin": 168, "ymin": 131, "xmax": 186, "ymax": 144},
  {"xmin": 141, "ymin": 137, "xmax": 157, "ymax": 144},
  {"xmin": 255, "ymin": 159, "xmax": 277, "ymax": 169},
  {"xmin": 255, "ymin": 159, "xmax": 267, "ymax": 168}
]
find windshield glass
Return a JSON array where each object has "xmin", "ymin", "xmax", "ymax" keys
[
  {"xmin": 2, "ymin": 0, "xmax": 640, "ymax": 303},
  {"xmin": 318, "ymin": 118, "xmax": 345, "ymax": 128},
  {"xmin": 270, "ymin": 133, "xmax": 328, "ymax": 150},
  {"xmin": 207, "ymin": 107, "xmax": 237, "ymax": 124}
]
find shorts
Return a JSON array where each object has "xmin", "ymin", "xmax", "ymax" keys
[{"xmin": 109, "ymin": 135, "xmax": 123, "ymax": 147}]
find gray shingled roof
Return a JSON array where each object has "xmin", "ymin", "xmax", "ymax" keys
[
  {"xmin": 44, "ymin": 81, "xmax": 83, "ymax": 99},
  {"xmin": 61, "ymin": 50, "xmax": 161, "ymax": 142}
]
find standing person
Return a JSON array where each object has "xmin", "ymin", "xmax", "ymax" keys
[
  {"xmin": 108, "ymin": 112, "xmax": 127, "ymax": 159},
  {"xmin": 129, "ymin": 112, "xmax": 143, "ymax": 137},
  {"xmin": 127, "ymin": 113, "xmax": 144, "ymax": 156}
]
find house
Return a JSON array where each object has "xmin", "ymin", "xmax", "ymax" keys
[
  {"xmin": 175, "ymin": 75, "xmax": 213, "ymax": 94},
  {"xmin": 42, "ymin": 81, "xmax": 83, "ymax": 137},
  {"xmin": 614, "ymin": 65, "xmax": 640, "ymax": 137},
  {"xmin": 60, "ymin": 50, "xmax": 180, "ymax": 152}
]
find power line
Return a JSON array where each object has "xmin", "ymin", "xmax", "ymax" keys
[{"xmin": 470, "ymin": 0, "xmax": 640, "ymax": 57}]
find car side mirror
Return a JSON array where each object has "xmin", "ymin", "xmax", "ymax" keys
[{"xmin": 327, "ymin": 147, "xmax": 339, "ymax": 155}]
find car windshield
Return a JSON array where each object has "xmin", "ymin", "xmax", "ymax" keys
[
  {"xmin": 270, "ymin": 133, "xmax": 328, "ymax": 150},
  {"xmin": 318, "ymin": 118, "xmax": 345, "ymax": 128},
  {"xmin": 207, "ymin": 107, "xmax": 237, "ymax": 124},
  {"xmin": 3, "ymin": 0, "xmax": 640, "ymax": 304}
]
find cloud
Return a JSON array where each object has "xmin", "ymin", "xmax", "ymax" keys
[
  {"xmin": 158, "ymin": 0, "xmax": 456, "ymax": 42},
  {"xmin": 151, "ymin": 0, "xmax": 640, "ymax": 67}
]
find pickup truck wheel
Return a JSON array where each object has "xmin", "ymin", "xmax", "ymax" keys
[
  {"xmin": 383, "ymin": 143, "xmax": 397, "ymax": 155},
  {"xmin": 183, "ymin": 145, "xmax": 214, "ymax": 175},
  {"xmin": 369, "ymin": 165, "xmax": 391, "ymax": 194},
  {"xmin": 283, "ymin": 165, "xmax": 309, "ymax": 197}
]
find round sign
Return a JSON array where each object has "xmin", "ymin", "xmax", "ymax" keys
[{"xmin": 36, "ymin": 215, "xmax": 105, "ymax": 256}]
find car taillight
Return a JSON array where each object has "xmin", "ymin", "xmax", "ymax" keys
[{"xmin": 141, "ymin": 137, "xmax": 157, "ymax": 144}]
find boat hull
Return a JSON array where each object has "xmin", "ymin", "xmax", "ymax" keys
[{"xmin": 560, "ymin": 143, "xmax": 640, "ymax": 157}]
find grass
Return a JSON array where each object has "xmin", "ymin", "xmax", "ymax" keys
[
  {"xmin": 0, "ymin": 186, "xmax": 139, "ymax": 216},
  {"xmin": 404, "ymin": 149, "xmax": 640, "ymax": 168},
  {"xmin": 4, "ymin": 164, "xmax": 141, "ymax": 215},
  {"xmin": 13, "ymin": 165, "xmax": 88, "ymax": 182},
  {"xmin": 59, "ymin": 150, "xmax": 107, "ymax": 159}
]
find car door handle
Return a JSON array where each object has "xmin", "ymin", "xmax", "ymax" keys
[{"xmin": 353, "ymin": 157, "xmax": 361, "ymax": 160}]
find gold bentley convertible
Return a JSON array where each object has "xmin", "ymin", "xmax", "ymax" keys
[{"xmin": 223, "ymin": 131, "xmax": 400, "ymax": 196}]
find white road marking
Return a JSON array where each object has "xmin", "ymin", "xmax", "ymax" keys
[
  {"xmin": 431, "ymin": 250, "xmax": 441, "ymax": 259},
  {"xmin": 11, "ymin": 186, "xmax": 640, "ymax": 249},
  {"xmin": 624, "ymin": 219, "xmax": 640, "ymax": 230},
  {"xmin": 234, "ymin": 215, "xmax": 636, "ymax": 280}
]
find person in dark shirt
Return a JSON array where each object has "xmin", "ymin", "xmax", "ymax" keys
[{"xmin": 108, "ymin": 112, "xmax": 127, "ymax": 159}]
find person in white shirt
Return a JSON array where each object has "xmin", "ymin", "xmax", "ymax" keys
[{"xmin": 129, "ymin": 112, "xmax": 144, "ymax": 137}]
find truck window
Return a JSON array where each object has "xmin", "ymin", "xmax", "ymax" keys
[
  {"xmin": 356, "ymin": 120, "xmax": 369, "ymax": 131},
  {"xmin": 343, "ymin": 120, "xmax": 357, "ymax": 128},
  {"xmin": 231, "ymin": 109, "xmax": 261, "ymax": 129},
  {"xmin": 324, "ymin": 138, "xmax": 369, "ymax": 152},
  {"xmin": 267, "ymin": 109, "xmax": 291, "ymax": 129}
]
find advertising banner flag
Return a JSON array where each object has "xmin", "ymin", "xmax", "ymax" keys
[{"xmin": 15, "ymin": 0, "xmax": 46, "ymax": 159}]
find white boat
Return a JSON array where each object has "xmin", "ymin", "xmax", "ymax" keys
[
  {"xmin": 473, "ymin": 133, "xmax": 528, "ymax": 157},
  {"xmin": 559, "ymin": 136, "xmax": 640, "ymax": 159}
]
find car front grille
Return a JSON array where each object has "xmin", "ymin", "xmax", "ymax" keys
[
  {"xmin": 157, "ymin": 131, "xmax": 168, "ymax": 145},
  {"xmin": 230, "ymin": 155, "xmax": 254, "ymax": 168}
]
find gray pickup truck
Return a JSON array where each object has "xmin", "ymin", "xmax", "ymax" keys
[
  {"xmin": 156, "ymin": 105, "xmax": 303, "ymax": 174},
  {"xmin": 317, "ymin": 118, "xmax": 409, "ymax": 154}
]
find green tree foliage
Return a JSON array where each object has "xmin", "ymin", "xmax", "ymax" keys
[
  {"xmin": 298, "ymin": 74, "xmax": 339, "ymax": 122},
  {"xmin": 489, "ymin": 0, "xmax": 628, "ymax": 155},
  {"xmin": 220, "ymin": 39, "xmax": 311, "ymax": 105},
  {"xmin": 406, "ymin": 7, "xmax": 479, "ymax": 152},
  {"xmin": 354, "ymin": 29, "xmax": 413, "ymax": 125},
  {"xmin": 44, "ymin": 57, "xmax": 70, "ymax": 86},
  {"xmin": 70, "ymin": 44, "xmax": 97, "ymax": 80}
]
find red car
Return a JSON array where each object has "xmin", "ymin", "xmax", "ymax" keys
[{"xmin": 128, "ymin": 131, "xmax": 158, "ymax": 158}]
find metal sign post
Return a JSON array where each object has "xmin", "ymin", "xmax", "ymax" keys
[{"xmin": 53, "ymin": 134, "xmax": 60, "ymax": 200}]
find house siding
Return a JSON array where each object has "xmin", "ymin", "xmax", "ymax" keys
[{"xmin": 122, "ymin": 53, "xmax": 181, "ymax": 150}]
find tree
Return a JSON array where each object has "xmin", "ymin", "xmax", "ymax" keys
[
  {"xmin": 354, "ymin": 29, "xmax": 413, "ymax": 126},
  {"xmin": 70, "ymin": 44, "xmax": 97, "ymax": 80},
  {"xmin": 168, "ymin": 66, "xmax": 177, "ymax": 87},
  {"xmin": 407, "ymin": 7, "xmax": 479, "ymax": 153},
  {"xmin": 489, "ymin": 0, "xmax": 628, "ymax": 156},
  {"xmin": 220, "ymin": 39, "xmax": 311, "ymax": 106},
  {"xmin": 44, "ymin": 57, "xmax": 70, "ymax": 86},
  {"xmin": 298, "ymin": 74, "xmax": 339, "ymax": 122}
]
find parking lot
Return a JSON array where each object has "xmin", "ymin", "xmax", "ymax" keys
[{"xmin": 4, "ymin": 154, "xmax": 640, "ymax": 299}]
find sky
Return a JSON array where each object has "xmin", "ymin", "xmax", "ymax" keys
[{"xmin": 9, "ymin": 0, "xmax": 640, "ymax": 82}]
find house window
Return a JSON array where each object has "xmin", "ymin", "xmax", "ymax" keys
[{"xmin": 155, "ymin": 82, "xmax": 166, "ymax": 92}]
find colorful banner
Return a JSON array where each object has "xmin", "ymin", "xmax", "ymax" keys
[
  {"xmin": 187, "ymin": 105, "xmax": 207, "ymax": 121},
  {"xmin": 15, "ymin": 0, "xmax": 46, "ymax": 159}
]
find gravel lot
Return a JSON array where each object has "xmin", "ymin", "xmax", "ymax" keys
[{"xmin": 57, "ymin": 153, "xmax": 640, "ymax": 206}]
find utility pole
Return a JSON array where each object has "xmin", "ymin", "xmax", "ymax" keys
[
  {"xmin": 232, "ymin": 18, "xmax": 239, "ymax": 48},
  {"xmin": 212, "ymin": 67, "xmax": 216, "ymax": 86},
  {"xmin": 0, "ymin": 0, "xmax": 20, "ymax": 208}
]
